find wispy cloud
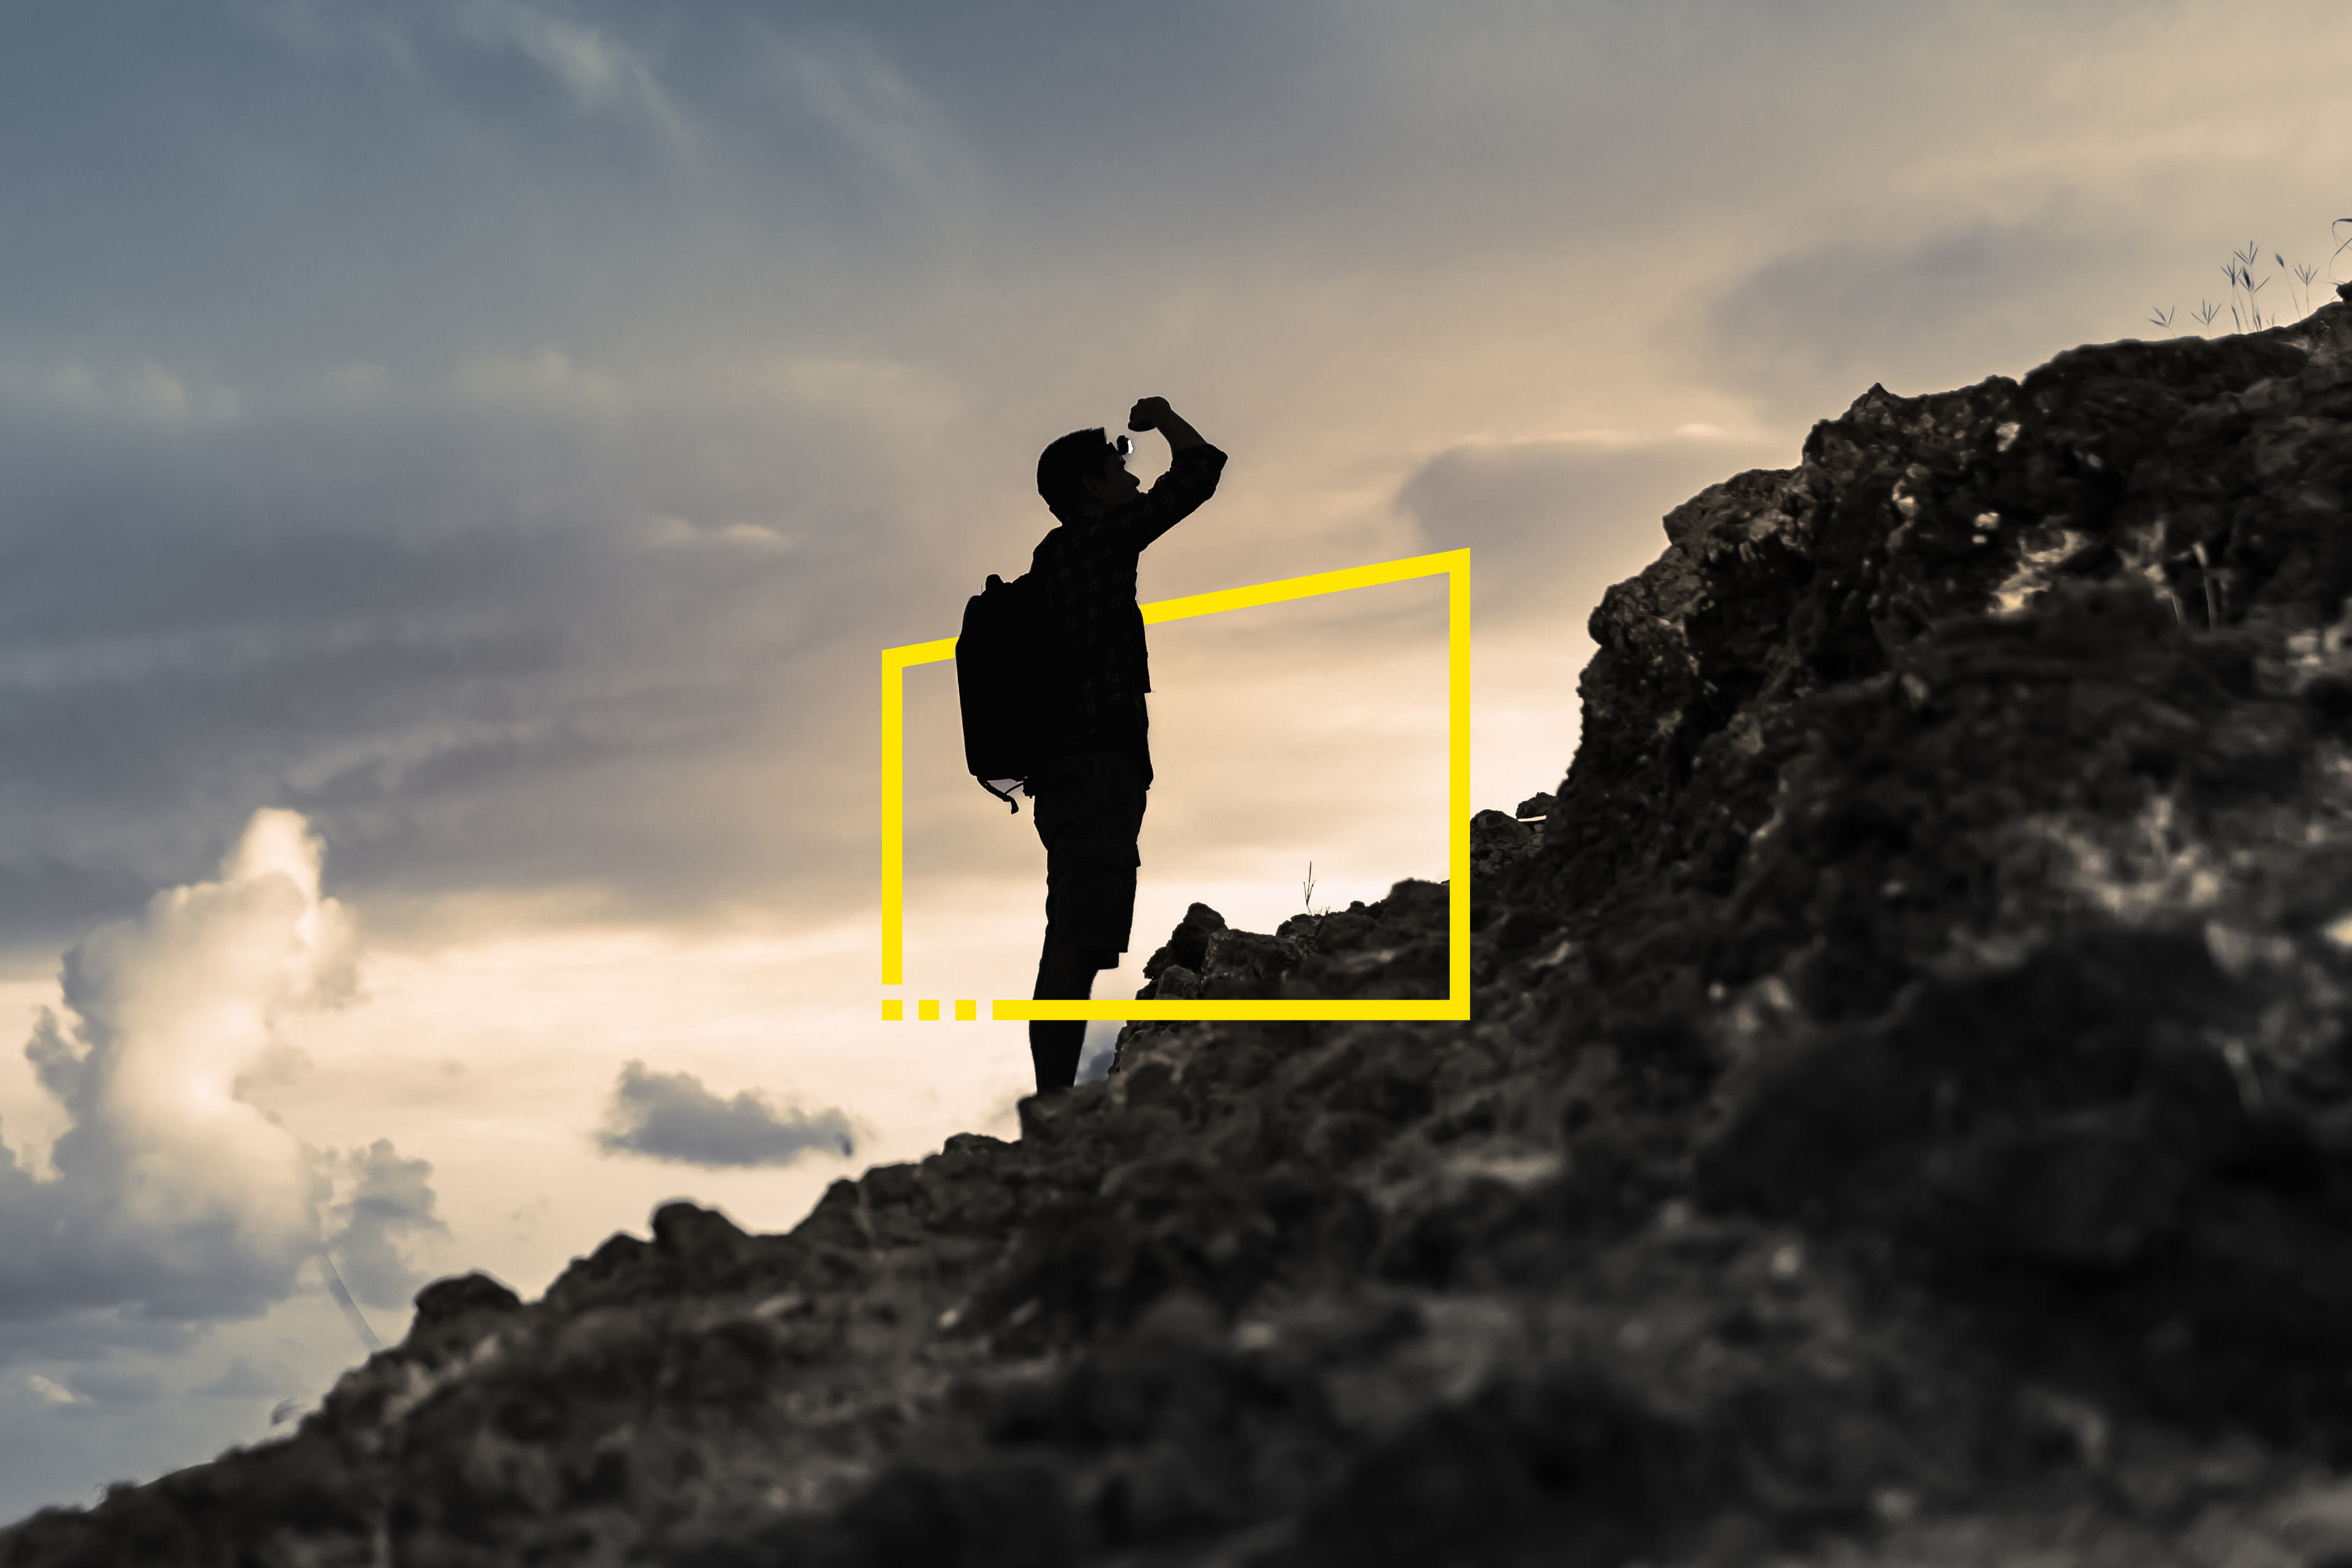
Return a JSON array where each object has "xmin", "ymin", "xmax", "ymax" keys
[
  {"xmin": 594, "ymin": 1060, "xmax": 854, "ymax": 1169},
  {"xmin": 449, "ymin": 345, "xmax": 632, "ymax": 417},
  {"xmin": 0, "ymin": 358, "xmax": 241, "ymax": 424},
  {"xmin": 239, "ymin": 0, "xmax": 689, "ymax": 146},
  {"xmin": 458, "ymin": 0, "xmax": 691, "ymax": 146},
  {"xmin": 758, "ymin": 28, "xmax": 978, "ymax": 213}
]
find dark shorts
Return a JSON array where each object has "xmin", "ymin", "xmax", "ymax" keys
[{"xmin": 1030, "ymin": 749, "xmax": 1147, "ymax": 954}]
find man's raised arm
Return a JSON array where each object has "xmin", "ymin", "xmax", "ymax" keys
[
  {"xmin": 1128, "ymin": 396, "xmax": 1208, "ymax": 453},
  {"xmin": 1118, "ymin": 395, "xmax": 1224, "ymax": 549}
]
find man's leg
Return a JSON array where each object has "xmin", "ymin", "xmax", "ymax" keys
[
  {"xmin": 1028, "ymin": 751, "xmax": 1146, "ymax": 1095},
  {"xmin": 1029, "ymin": 940, "xmax": 1114, "ymax": 1093}
]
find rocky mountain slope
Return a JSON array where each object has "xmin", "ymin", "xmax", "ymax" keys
[{"xmin": 15, "ymin": 287, "xmax": 2352, "ymax": 1565}]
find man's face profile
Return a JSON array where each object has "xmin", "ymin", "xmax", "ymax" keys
[{"xmin": 1078, "ymin": 439, "xmax": 1141, "ymax": 514}]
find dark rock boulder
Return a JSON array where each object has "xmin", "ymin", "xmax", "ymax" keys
[
  {"xmin": 1142, "ymin": 902, "xmax": 1227, "ymax": 980},
  {"xmin": 409, "ymin": 1272, "xmax": 522, "ymax": 1332},
  {"xmin": 1469, "ymin": 807, "xmax": 1539, "ymax": 883}
]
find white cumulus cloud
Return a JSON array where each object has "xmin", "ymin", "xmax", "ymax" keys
[{"xmin": 0, "ymin": 810, "xmax": 442, "ymax": 1346}]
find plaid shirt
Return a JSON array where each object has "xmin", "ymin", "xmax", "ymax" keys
[{"xmin": 1030, "ymin": 442, "xmax": 1227, "ymax": 785}]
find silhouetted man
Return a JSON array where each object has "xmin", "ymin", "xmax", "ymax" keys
[{"xmin": 1025, "ymin": 396, "xmax": 1226, "ymax": 1092}]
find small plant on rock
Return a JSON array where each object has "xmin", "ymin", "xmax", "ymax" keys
[
  {"xmin": 2222, "ymin": 241, "xmax": 2273, "ymax": 332},
  {"xmin": 2148, "ymin": 230, "xmax": 2344, "ymax": 337}
]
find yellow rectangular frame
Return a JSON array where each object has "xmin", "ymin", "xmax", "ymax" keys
[{"xmin": 881, "ymin": 546, "xmax": 1470, "ymax": 1021}]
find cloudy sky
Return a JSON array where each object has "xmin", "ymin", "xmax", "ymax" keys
[{"xmin": 0, "ymin": 0, "xmax": 2345, "ymax": 1520}]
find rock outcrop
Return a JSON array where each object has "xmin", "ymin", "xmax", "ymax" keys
[{"xmin": 16, "ymin": 288, "xmax": 2352, "ymax": 1564}]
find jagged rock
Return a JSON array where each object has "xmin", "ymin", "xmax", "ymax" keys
[
  {"xmin": 20, "ymin": 305, "xmax": 2352, "ymax": 1563},
  {"xmin": 1142, "ymin": 902, "xmax": 1226, "ymax": 980},
  {"xmin": 1513, "ymin": 791, "xmax": 1557, "ymax": 820},
  {"xmin": 1470, "ymin": 807, "xmax": 1540, "ymax": 882},
  {"xmin": 1140, "ymin": 962, "xmax": 1200, "ymax": 1000},
  {"xmin": 1472, "ymin": 807, "xmax": 1532, "ymax": 848},
  {"xmin": 1198, "ymin": 929, "xmax": 1305, "ymax": 997},
  {"xmin": 407, "ymin": 1272, "xmax": 522, "ymax": 1333}
]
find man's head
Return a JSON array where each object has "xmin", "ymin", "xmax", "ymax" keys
[{"xmin": 1037, "ymin": 428, "xmax": 1139, "ymax": 522}]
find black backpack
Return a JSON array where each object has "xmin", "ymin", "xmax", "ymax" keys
[{"xmin": 956, "ymin": 571, "xmax": 1060, "ymax": 812}]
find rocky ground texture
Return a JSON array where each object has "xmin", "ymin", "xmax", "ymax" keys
[{"xmin": 17, "ymin": 290, "xmax": 2352, "ymax": 1564}]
